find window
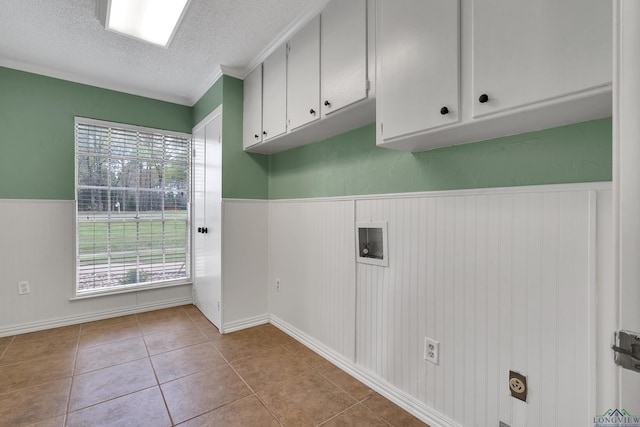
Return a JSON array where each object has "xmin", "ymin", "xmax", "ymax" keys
[{"xmin": 75, "ymin": 118, "xmax": 191, "ymax": 295}]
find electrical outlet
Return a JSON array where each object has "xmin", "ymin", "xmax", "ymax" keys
[
  {"xmin": 276, "ymin": 278, "xmax": 281, "ymax": 292},
  {"xmin": 509, "ymin": 370, "xmax": 527, "ymax": 402},
  {"xmin": 18, "ymin": 281, "xmax": 30, "ymax": 295},
  {"xmin": 424, "ymin": 337, "xmax": 439, "ymax": 365}
]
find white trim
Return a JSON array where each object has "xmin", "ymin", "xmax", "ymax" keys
[
  {"xmin": 0, "ymin": 297, "xmax": 192, "ymax": 338},
  {"xmin": 269, "ymin": 181, "xmax": 613, "ymax": 204},
  {"xmin": 239, "ymin": 0, "xmax": 331, "ymax": 80},
  {"xmin": 70, "ymin": 281, "xmax": 191, "ymax": 301},
  {"xmin": 222, "ymin": 198, "xmax": 271, "ymax": 204},
  {"xmin": 74, "ymin": 116, "xmax": 192, "ymax": 139},
  {"xmin": 188, "ymin": 66, "xmax": 224, "ymax": 106},
  {"xmin": 0, "ymin": 58, "xmax": 193, "ymax": 106},
  {"xmin": 192, "ymin": 104, "xmax": 222, "ymax": 133},
  {"xmin": 222, "ymin": 314, "xmax": 270, "ymax": 334},
  {"xmin": 270, "ymin": 315, "xmax": 460, "ymax": 427}
]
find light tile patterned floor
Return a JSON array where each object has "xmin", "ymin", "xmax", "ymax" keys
[{"xmin": 0, "ymin": 305, "xmax": 428, "ymax": 427}]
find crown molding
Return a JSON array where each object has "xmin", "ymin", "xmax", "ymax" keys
[
  {"xmin": 239, "ymin": 0, "xmax": 331, "ymax": 79},
  {"xmin": 0, "ymin": 58, "xmax": 193, "ymax": 106}
]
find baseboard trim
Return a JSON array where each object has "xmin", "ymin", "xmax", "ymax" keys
[
  {"xmin": 0, "ymin": 297, "xmax": 193, "ymax": 337},
  {"xmin": 222, "ymin": 314, "xmax": 270, "ymax": 334},
  {"xmin": 270, "ymin": 315, "xmax": 460, "ymax": 427}
]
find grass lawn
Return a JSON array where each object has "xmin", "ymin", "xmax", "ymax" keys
[{"xmin": 78, "ymin": 211, "xmax": 188, "ymax": 266}]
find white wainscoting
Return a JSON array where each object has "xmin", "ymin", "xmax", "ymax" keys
[
  {"xmin": 268, "ymin": 184, "xmax": 612, "ymax": 427},
  {"xmin": 221, "ymin": 199, "xmax": 269, "ymax": 332},
  {"xmin": 269, "ymin": 199, "xmax": 357, "ymax": 361},
  {"xmin": 0, "ymin": 199, "xmax": 192, "ymax": 336}
]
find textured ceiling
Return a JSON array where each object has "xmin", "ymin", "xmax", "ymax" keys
[{"xmin": 0, "ymin": 0, "xmax": 320, "ymax": 105}]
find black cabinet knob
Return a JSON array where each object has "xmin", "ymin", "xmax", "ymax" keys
[
  {"xmin": 254, "ymin": 134, "xmax": 259, "ymax": 139},
  {"xmin": 310, "ymin": 109, "xmax": 316, "ymax": 115},
  {"xmin": 263, "ymin": 131, "xmax": 267, "ymax": 136},
  {"xmin": 478, "ymin": 94, "xmax": 489, "ymax": 103},
  {"xmin": 197, "ymin": 227, "xmax": 202, "ymax": 233},
  {"xmin": 440, "ymin": 106, "xmax": 449, "ymax": 115},
  {"xmin": 324, "ymin": 100, "xmax": 331, "ymax": 107},
  {"xmin": 202, "ymin": 227, "xmax": 208, "ymax": 234}
]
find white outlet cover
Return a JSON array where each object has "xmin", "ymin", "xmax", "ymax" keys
[
  {"xmin": 424, "ymin": 337, "xmax": 439, "ymax": 365},
  {"xmin": 18, "ymin": 281, "xmax": 30, "ymax": 295}
]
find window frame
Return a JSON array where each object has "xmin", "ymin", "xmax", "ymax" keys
[{"xmin": 73, "ymin": 117, "xmax": 193, "ymax": 298}]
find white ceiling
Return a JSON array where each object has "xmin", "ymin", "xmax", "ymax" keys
[{"xmin": 0, "ymin": 0, "xmax": 327, "ymax": 106}]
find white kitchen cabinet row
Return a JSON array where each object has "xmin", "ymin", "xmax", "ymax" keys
[
  {"xmin": 243, "ymin": 0, "xmax": 375, "ymax": 155},
  {"xmin": 376, "ymin": 0, "xmax": 612, "ymax": 152},
  {"xmin": 243, "ymin": 0, "xmax": 612, "ymax": 155}
]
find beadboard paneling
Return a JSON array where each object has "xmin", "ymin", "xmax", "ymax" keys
[
  {"xmin": 355, "ymin": 189, "xmax": 596, "ymax": 427},
  {"xmin": 269, "ymin": 200, "xmax": 356, "ymax": 360}
]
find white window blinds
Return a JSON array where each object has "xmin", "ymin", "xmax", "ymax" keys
[{"xmin": 75, "ymin": 118, "xmax": 191, "ymax": 294}]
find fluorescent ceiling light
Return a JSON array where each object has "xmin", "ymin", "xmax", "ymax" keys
[{"xmin": 102, "ymin": 0, "xmax": 190, "ymax": 47}]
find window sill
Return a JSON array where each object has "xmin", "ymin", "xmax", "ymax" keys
[{"xmin": 69, "ymin": 280, "xmax": 192, "ymax": 301}]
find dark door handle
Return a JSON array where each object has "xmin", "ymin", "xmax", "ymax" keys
[
  {"xmin": 202, "ymin": 227, "xmax": 208, "ymax": 234},
  {"xmin": 310, "ymin": 109, "xmax": 316, "ymax": 115},
  {"xmin": 197, "ymin": 227, "xmax": 202, "ymax": 233},
  {"xmin": 254, "ymin": 134, "xmax": 259, "ymax": 139},
  {"xmin": 478, "ymin": 94, "xmax": 489, "ymax": 103},
  {"xmin": 324, "ymin": 100, "xmax": 331, "ymax": 107},
  {"xmin": 440, "ymin": 106, "xmax": 449, "ymax": 115}
]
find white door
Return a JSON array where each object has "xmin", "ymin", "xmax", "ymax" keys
[
  {"xmin": 262, "ymin": 45, "xmax": 287, "ymax": 141},
  {"xmin": 473, "ymin": 0, "xmax": 611, "ymax": 117},
  {"xmin": 243, "ymin": 65, "xmax": 263, "ymax": 149},
  {"xmin": 321, "ymin": 0, "xmax": 368, "ymax": 116},
  {"xmin": 192, "ymin": 108, "xmax": 222, "ymax": 329},
  {"xmin": 287, "ymin": 15, "xmax": 320, "ymax": 131},
  {"xmin": 376, "ymin": 0, "xmax": 459, "ymax": 142},
  {"xmin": 614, "ymin": 0, "xmax": 640, "ymax": 414}
]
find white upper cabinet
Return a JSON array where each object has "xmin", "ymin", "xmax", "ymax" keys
[
  {"xmin": 473, "ymin": 0, "xmax": 612, "ymax": 117},
  {"xmin": 242, "ymin": 65, "xmax": 262, "ymax": 149},
  {"xmin": 321, "ymin": 0, "xmax": 368, "ymax": 116},
  {"xmin": 377, "ymin": 0, "xmax": 612, "ymax": 152},
  {"xmin": 376, "ymin": 0, "xmax": 459, "ymax": 142},
  {"xmin": 287, "ymin": 15, "xmax": 321, "ymax": 131},
  {"xmin": 262, "ymin": 44, "xmax": 288, "ymax": 142}
]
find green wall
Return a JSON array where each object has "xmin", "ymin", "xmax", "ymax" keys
[
  {"xmin": 268, "ymin": 118, "xmax": 612, "ymax": 199},
  {"xmin": 0, "ymin": 65, "xmax": 611, "ymax": 202},
  {"xmin": 0, "ymin": 67, "xmax": 192, "ymax": 200},
  {"xmin": 192, "ymin": 75, "xmax": 268, "ymax": 199}
]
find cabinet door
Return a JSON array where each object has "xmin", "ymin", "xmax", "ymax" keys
[
  {"xmin": 262, "ymin": 45, "xmax": 288, "ymax": 141},
  {"xmin": 243, "ymin": 65, "xmax": 262, "ymax": 149},
  {"xmin": 321, "ymin": 0, "xmax": 367, "ymax": 116},
  {"xmin": 287, "ymin": 15, "xmax": 321, "ymax": 131},
  {"xmin": 377, "ymin": 0, "xmax": 459, "ymax": 141},
  {"xmin": 473, "ymin": 0, "xmax": 611, "ymax": 117}
]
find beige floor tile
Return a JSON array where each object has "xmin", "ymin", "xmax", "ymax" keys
[
  {"xmin": 13, "ymin": 325, "xmax": 80, "ymax": 344},
  {"xmin": 0, "ymin": 378, "xmax": 71, "ymax": 427},
  {"xmin": 69, "ymin": 358, "xmax": 157, "ymax": 411},
  {"xmin": 161, "ymin": 364, "xmax": 251, "ymax": 424},
  {"xmin": 320, "ymin": 404, "xmax": 390, "ymax": 427},
  {"xmin": 0, "ymin": 355, "xmax": 74, "ymax": 395},
  {"xmin": 139, "ymin": 316, "xmax": 198, "ymax": 336},
  {"xmin": 213, "ymin": 325, "xmax": 293, "ymax": 361},
  {"xmin": 319, "ymin": 364, "xmax": 374, "ymax": 401},
  {"xmin": 283, "ymin": 341, "xmax": 334, "ymax": 370},
  {"xmin": 231, "ymin": 346, "xmax": 311, "ymax": 391},
  {"xmin": 258, "ymin": 371, "xmax": 357, "ymax": 427},
  {"xmin": 151, "ymin": 342, "xmax": 226, "ymax": 383},
  {"xmin": 66, "ymin": 386, "xmax": 171, "ymax": 427},
  {"xmin": 80, "ymin": 315, "xmax": 138, "ymax": 334},
  {"xmin": 361, "ymin": 394, "xmax": 428, "ymax": 427},
  {"xmin": 0, "ymin": 336, "xmax": 14, "ymax": 346},
  {"xmin": 0, "ymin": 335, "xmax": 77, "ymax": 366},
  {"xmin": 178, "ymin": 395, "xmax": 280, "ymax": 427},
  {"xmin": 26, "ymin": 415, "xmax": 66, "ymax": 427},
  {"xmin": 78, "ymin": 322, "xmax": 142, "ymax": 348},
  {"xmin": 143, "ymin": 326, "xmax": 208, "ymax": 356},
  {"xmin": 75, "ymin": 336, "xmax": 148, "ymax": 375}
]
